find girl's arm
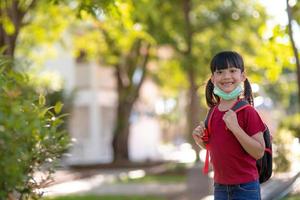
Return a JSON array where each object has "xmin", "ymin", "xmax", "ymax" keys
[{"xmin": 223, "ymin": 110, "xmax": 265, "ymax": 160}]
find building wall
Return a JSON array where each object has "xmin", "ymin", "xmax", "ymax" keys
[
  {"xmin": 67, "ymin": 62, "xmax": 117, "ymax": 164},
  {"xmin": 44, "ymin": 49, "xmax": 163, "ymax": 165}
]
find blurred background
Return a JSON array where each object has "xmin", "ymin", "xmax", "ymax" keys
[{"xmin": 1, "ymin": 0, "xmax": 300, "ymax": 200}]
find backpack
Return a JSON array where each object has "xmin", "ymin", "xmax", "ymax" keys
[{"xmin": 202, "ymin": 100, "xmax": 273, "ymax": 184}]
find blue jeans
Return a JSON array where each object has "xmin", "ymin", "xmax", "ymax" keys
[{"xmin": 214, "ymin": 180, "xmax": 261, "ymax": 200}]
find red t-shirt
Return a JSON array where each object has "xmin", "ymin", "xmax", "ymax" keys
[{"xmin": 209, "ymin": 103, "xmax": 265, "ymax": 184}]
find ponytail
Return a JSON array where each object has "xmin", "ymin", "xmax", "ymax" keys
[
  {"xmin": 243, "ymin": 78, "xmax": 254, "ymax": 106},
  {"xmin": 205, "ymin": 79, "xmax": 219, "ymax": 108}
]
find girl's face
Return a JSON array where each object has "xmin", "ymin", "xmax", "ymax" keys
[{"xmin": 211, "ymin": 67, "xmax": 245, "ymax": 93}]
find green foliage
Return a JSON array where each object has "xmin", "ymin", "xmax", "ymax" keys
[
  {"xmin": 273, "ymin": 105, "xmax": 300, "ymax": 173},
  {"xmin": 283, "ymin": 194, "xmax": 300, "ymax": 200},
  {"xmin": 44, "ymin": 195, "xmax": 166, "ymax": 200},
  {"xmin": 118, "ymin": 163, "xmax": 187, "ymax": 184},
  {"xmin": 273, "ymin": 128, "xmax": 294, "ymax": 172},
  {"xmin": 119, "ymin": 174, "xmax": 186, "ymax": 184},
  {"xmin": 264, "ymin": 76, "xmax": 298, "ymax": 113},
  {"xmin": 0, "ymin": 56, "xmax": 70, "ymax": 199},
  {"xmin": 148, "ymin": 0, "xmax": 270, "ymax": 94},
  {"xmin": 153, "ymin": 59, "xmax": 187, "ymax": 96},
  {"xmin": 17, "ymin": 2, "xmax": 75, "ymax": 64},
  {"xmin": 279, "ymin": 114, "xmax": 300, "ymax": 139},
  {"xmin": 72, "ymin": 0, "xmax": 155, "ymax": 65},
  {"xmin": 291, "ymin": 1, "xmax": 300, "ymax": 23},
  {"xmin": 75, "ymin": 0, "xmax": 116, "ymax": 18}
]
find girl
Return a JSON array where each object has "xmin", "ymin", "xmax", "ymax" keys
[{"xmin": 192, "ymin": 51, "xmax": 265, "ymax": 200}]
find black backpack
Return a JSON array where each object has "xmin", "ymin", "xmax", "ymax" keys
[{"xmin": 203, "ymin": 100, "xmax": 273, "ymax": 183}]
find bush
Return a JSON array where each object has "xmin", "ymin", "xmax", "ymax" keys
[
  {"xmin": 279, "ymin": 114, "xmax": 300, "ymax": 139},
  {"xmin": 0, "ymin": 57, "xmax": 70, "ymax": 199},
  {"xmin": 273, "ymin": 128, "xmax": 293, "ymax": 172},
  {"xmin": 273, "ymin": 114, "xmax": 300, "ymax": 172}
]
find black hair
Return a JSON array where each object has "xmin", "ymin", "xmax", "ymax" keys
[{"xmin": 205, "ymin": 51, "xmax": 254, "ymax": 107}]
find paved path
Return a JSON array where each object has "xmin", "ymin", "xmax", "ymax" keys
[
  {"xmin": 41, "ymin": 163, "xmax": 211, "ymax": 199},
  {"xmin": 261, "ymin": 171, "xmax": 300, "ymax": 200},
  {"xmin": 41, "ymin": 162, "xmax": 300, "ymax": 200}
]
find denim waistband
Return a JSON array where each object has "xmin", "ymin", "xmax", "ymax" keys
[{"xmin": 214, "ymin": 180, "xmax": 259, "ymax": 187}]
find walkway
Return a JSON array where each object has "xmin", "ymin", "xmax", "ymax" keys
[{"xmin": 41, "ymin": 162, "xmax": 300, "ymax": 200}]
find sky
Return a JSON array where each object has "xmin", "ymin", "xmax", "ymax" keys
[
  {"xmin": 259, "ymin": 0, "xmax": 300, "ymax": 47},
  {"xmin": 259, "ymin": 0, "xmax": 288, "ymax": 26}
]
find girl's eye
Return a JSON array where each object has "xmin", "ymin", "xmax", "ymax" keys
[
  {"xmin": 216, "ymin": 71, "xmax": 223, "ymax": 74},
  {"xmin": 230, "ymin": 69, "xmax": 237, "ymax": 73}
]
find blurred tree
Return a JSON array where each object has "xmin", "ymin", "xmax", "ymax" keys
[
  {"xmin": 257, "ymin": 1, "xmax": 300, "ymax": 114},
  {"xmin": 73, "ymin": 0, "xmax": 155, "ymax": 163},
  {"xmin": 286, "ymin": 0, "xmax": 300, "ymax": 107},
  {"xmin": 0, "ymin": 0, "xmax": 114, "ymax": 59},
  {"xmin": 1, "ymin": 0, "xmax": 138, "ymax": 163},
  {"xmin": 279, "ymin": 113, "xmax": 300, "ymax": 139},
  {"xmin": 273, "ymin": 128, "xmax": 293, "ymax": 172},
  {"xmin": 33, "ymin": 0, "xmax": 293, "ymax": 163},
  {"xmin": 291, "ymin": 0, "xmax": 300, "ymax": 20},
  {"xmin": 0, "ymin": 1, "xmax": 103, "ymax": 198},
  {"xmin": 0, "ymin": 0, "xmax": 38, "ymax": 57},
  {"xmin": 145, "ymin": 0, "xmax": 270, "ymax": 145}
]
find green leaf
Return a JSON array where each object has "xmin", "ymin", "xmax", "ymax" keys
[
  {"xmin": 39, "ymin": 94, "xmax": 46, "ymax": 106},
  {"xmin": 54, "ymin": 101, "xmax": 63, "ymax": 114},
  {"xmin": 2, "ymin": 17, "xmax": 15, "ymax": 35},
  {"xmin": 39, "ymin": 106, "xmax": 54, "ymax": 118}
]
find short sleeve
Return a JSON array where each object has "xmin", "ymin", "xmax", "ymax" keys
[{"xmin": 242, "ymin": 106, "xmax": 265, "ymax": 136}]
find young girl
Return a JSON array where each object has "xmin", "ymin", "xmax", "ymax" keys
[{"xmin": 192, "ymin": 51, "xmax": 265, "ymax": 200}]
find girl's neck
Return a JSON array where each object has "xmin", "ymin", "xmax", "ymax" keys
[{"xmin": 218, "ymin": 98, "xmax": 239, "ymax": 111}]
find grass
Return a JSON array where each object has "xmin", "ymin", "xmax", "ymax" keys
[
  {"xmin": 44, "ymin": 162, "xmax": 188, "ymax": 200},
  {"xmin": 44, "ymin": 195, "xmax": 166, "ymax": 200},
  {"xmin": 119, "ymin": 174, "xmax": 186, "ymax": 183},
  {"xmin": 282, "ymin": 194, "xmax": 300, "ymax": 200},
  {"xmin": 117, "ymin": 163, "xmax": 187, "ymax": 184}
]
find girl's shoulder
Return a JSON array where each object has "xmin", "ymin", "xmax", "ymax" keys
[
  {"xmin": 233, "ymin": 100, "xmax": 261, "ymax": 116},
  {"xmin": 239, "ymin": 104, "xmax": 263, "ymax": 121},
  {"xmin": 243, "ymin": 104, "xmax": 256, "ymax": 111},
  {"xmin": 234, "ymin": 99, "xmax": 256, "ymax": 111}
]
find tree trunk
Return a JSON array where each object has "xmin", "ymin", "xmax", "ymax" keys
[
  {"xmin": 112, "ymin": 41, "xmax": 150, "ymax": 163},
  {"xmin": 0, "ymin": 26, "xmax": 18, "ymax": 57},
  {"xmin": 182, "ymin": 0, "xmax": 201, "ymax": 151},
  {"xmin": 0, "ymin": 8, "xmax": 19, "ymax": 57},
  {"xmin": 187, "ymin": 69, "xmax": 201, "ymax": 143},
  {"xmin": 287, "ymin": 0, "xmax": 300, "ymax": 108},
  {"xmin": 0, "ymin": 0, "xmax": 37, "ymax": 58},
  {"xmin": 112, "ymin": 100, "xmax": 133, "ymax": 163}
]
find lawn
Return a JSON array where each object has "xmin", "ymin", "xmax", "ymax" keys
[
  {"xmin": 283, "ymin": 195, "xmax": 300, "ymax": 200},
  {"xmin": 44, "ymin": 195, "xmax": 166, "ymax": 200},
  {"xmin": 44, "ymin": 162, "xmax": 187, "ymax": 200},
  {"xmin": 117, "ymin": 162, "xmax": 187, "ymax": 184},
  {"xmin": 119, "ymin": 173, "xmax": 186, "ymax": 183}
]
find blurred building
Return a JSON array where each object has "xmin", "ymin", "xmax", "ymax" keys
[{"xmin": 44, "ymin": 47, "xmax": 164, "ymax": 165}]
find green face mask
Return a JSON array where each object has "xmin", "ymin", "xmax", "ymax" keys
[{"xmin": 213, "ymin": 85, "xmax": 243, "ymax": 100}]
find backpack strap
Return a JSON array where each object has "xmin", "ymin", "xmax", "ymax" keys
[
  {"xmin": 231, "ymin": 100, "xmax": 250, "ymax": 112},
  {"xmin": 204, "ymin": 106, "xmax": 217, "ymax": 131},
  {"xmin": 204, "ymin": 100, "xmax": 250, "ymax": 137},
  {"xmin": 202, "ymin": 99, "xmax": 250, "ymax": 174},
  {"xmin": 202, "ymin": 106, "xmax": 216, "ymax": 174}
]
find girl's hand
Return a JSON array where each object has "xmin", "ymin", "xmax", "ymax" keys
[
  {"xmin": 222, "ymin": 109, "xmax": 240, "ymax": 132},
  {"xmin": 192, "ymin": 122, "xmax": 206, "ymax": 147}
]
